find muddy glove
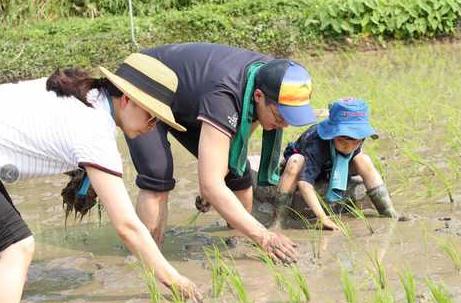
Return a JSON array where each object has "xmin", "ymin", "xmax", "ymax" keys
[
  {"xmin": 195, "ymin": 195, "xmax": 211, "ymax": 213},
  {"xmin": 367, "ymin": 184, "xmax": 398, "ymax": 218},
  {"xmin": 270, "ymin": 191, "xmax": 293, "ymax": 228}
]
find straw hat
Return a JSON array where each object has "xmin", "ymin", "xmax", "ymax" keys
[{"xmin": 100, "ymin": 53, "xmax": 186, "ymax": 132}]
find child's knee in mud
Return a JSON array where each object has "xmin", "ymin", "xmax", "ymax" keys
[{"xmin": 284, "ymin": 154, "xmax": 305, "ymax": 177}]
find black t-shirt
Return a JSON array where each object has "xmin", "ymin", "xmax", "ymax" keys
[
  {"xmin": 283, "ymin": 125, "xmax": 362, "ymax": 184},
  {"xmin": 142, "ymin": 43, "xmax": 272, "ymax": 136}
]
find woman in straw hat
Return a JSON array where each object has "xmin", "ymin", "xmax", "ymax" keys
[
  {"xmin": 118, "ymin": 43, "xmax": 317, "ymax": 264},
  {"xmin": 0, "ymin": 54, "xmax": 201, "ymax": 302}
]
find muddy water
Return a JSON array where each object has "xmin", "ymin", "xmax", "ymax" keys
[{"xmin": 5, "ymin": 43, "xmax": 461, "ymax": 302}]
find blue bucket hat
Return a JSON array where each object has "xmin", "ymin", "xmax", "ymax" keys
[{"xmin": 317, "ymin": 98, "xmax": 378, "ymax": 140}]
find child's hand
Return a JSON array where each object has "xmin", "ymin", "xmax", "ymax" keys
[{"xmin": 320, "ymin": 216, "xmax": 340, "ymax": 231}]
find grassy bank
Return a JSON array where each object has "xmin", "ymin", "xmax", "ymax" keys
[{"xmin": 2, "ymin": 0, "xmax": 461, "ymax": 83}]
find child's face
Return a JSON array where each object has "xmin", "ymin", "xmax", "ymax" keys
[{"xmin": 333, "ymin": 136, "xmax": 362, "ymax": 155}]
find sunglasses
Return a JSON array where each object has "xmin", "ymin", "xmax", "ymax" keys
[{"xmin": 146, "ymin": 116, "xmax": 158, "ymax": 129}]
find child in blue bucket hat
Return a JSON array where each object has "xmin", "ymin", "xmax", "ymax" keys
[{"xmin": 274, "ymin": 98, "xmax": 397, "ymax": 230}]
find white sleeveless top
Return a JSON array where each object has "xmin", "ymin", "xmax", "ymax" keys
[{"xmin": 0, "ymin": 78, "xmax": 123, "ymax": 181}]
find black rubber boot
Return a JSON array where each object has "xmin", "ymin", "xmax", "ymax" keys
[
  {"xmin": 367, "ymin": 184, "xmax": 398, "ymax": 218},
  {"xmin": 270, "ymin": 191, "xmax": 293, "ymax": 228}
]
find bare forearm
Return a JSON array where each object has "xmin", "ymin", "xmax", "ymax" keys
[
  {"xmin": 297, "ymin": 181, "xmax": 329, "ymax": 220},
  {"xmin": 115, "ymin": 219, "xmax": 179, "ymax": 284},
  {"xmin": 202, "ymin": 182, "xmax": 266, "ymax": 242}
]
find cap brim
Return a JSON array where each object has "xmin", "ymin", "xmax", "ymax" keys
[
  {"xmin": 99, "ymin": 66, "xmax": 186, "ymax": 132},
  {"xmin": 317, "ymin": 119, "xmax": 378, "ymax": 140},
  {"xmin": 278, "ymin": 104, "xmax": 317, "ymax": 126}
]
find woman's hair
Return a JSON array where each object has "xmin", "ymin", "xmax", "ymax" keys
[{"xmin": 46, "ymin": 68, "xmax": 123, "ymax": 107}]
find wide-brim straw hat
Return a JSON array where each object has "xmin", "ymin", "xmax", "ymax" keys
[{"xmin": 100, "ymin": 53, "xmax": 186, "ymax": 132}]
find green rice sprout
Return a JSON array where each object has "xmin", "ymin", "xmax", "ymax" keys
[
  {"xmin": 142, "ymin": 269, "xmax": 163, "ymax": 303},
  {"xmin": 170, "ymin": 284, "xmax": 186, "ymax": 303},
  {"xmin": 437, "ymin": 237, "xmax": 461, "ymax": 273},
  {"xmin": 425, "ymin": 278, "xmax": 453, "ymax": 303},
  {"xmin": 204, "ymin": 245, "xmax": 228, "ymax": 298},
  {"xmin": 340, "ymin": 264, "xmax": 358, "ymax": 303},
  {"xmin": 205, "ymin": 243, "xmax": 251, "ymax": 302},
  {"xmin": 373, "ymin": 289, "xmax": 394, "ymax": 303},
  {"xmin": 286, "ymin": 206, "xmax": 323, "ymax": 258},
  {"xmin": 342, "ymin": 199, "xmax": 374, "ymax": 234},
  {"xmin": 185, "ymin": 210, "xmax": 201, "ymax": 226},
  {"xmin": 319, "ymin": 196, "xmax": 352, "ymax": 239},
  {"xmin": 367, "ymin": 251, "xmax": 388, "ymax": 290},
  {"xmin": 399, "ymin": 269, "xmax": 416, "ymax": 303},
  {"xmin": 291, "ymin": 264, "xmax": 311, "ymax": 302},
  {"xmin": 255, "ymin": 246, "xmax": 310, "ymax": 302}
]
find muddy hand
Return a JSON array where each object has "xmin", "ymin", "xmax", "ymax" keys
[
  {"xmin": 260, "ymin": 231, "xmax": 298, "ymax": 264},
  {"xmin": 320, "ymin": 216, "xmax": 340, "ymax": 231},
  {"xmin": 167, "ymin": 275, "xmax": 203, "ymax": 303}
]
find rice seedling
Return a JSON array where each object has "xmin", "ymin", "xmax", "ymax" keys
[
  {"xmin": 367, "ymin": 251, "xmax": 388, "ymax": 290},
  {"xmin": 399, "ymin": 269, "xmax": 416, "ymax": 303},
  {"xmin": 340, "ymin": 263, "xmax": 358, "ymax": 303},
  {"xmin": 204, "ymin": 245, "xmax": 228, "ymax": 298},
  {"xmin": 185, "ymin": 210, "xmax": 201, "ymax": 226},
  {"xmin": 291, "ymin": 264, "xmax": 311, "ymax": 302},
  {"xmin": 437, "ymin": 237, "xmax": 461, "ymax": 273},
  {"xmin": 342, "ymin": 199, "xmax": 374, "ymax": 234},
  {"xmin": 425, "ymin": 278, "xmax": 453, "ymax": 303},
  {"xmin": 226, "ymin": 266, "xmax": 251, "ymax": 303},
  {"xmin": 286, "ymin": 206, "xmax": 323, "ymax": 258},
  {"xmin": 402, "ymin": 147, "xmax": 454, "ymax": 203},
  {"xmin": 205, "ymin": 243, "xmax": 251, "ymax": 302},
  {"xmin": 170, "ymin": 284, "xmax": 186, "ymax": 303},
  {"xmin": 373, "ymin": 289, "xmax": 394, "ymax": 303},
  {"xmin": 142, "ymin": 268, "xmax": 163, "ymax": 303},
  {"xmin": 255, "ymin": 246, "xmax": 310, "ymax": 302},
  {"xmin": 318, "ymin": 195, "xmax": 352, "ymax": 239}
]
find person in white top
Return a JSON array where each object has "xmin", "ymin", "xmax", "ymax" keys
[{"xmin": 0, "ymin": 54, "xmax": 202, "ymax": 303}]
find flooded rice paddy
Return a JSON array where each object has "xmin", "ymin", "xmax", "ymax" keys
[{"xmin": 5, "ymin": 42, "xmax": 461, "ymax": 302}]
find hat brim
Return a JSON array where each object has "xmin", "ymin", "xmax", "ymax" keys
[
  {"xmin": 278, "ymin": 103, "xmax": 316, "ymax": 126},
  {"xmin": 317, "ymin": 119, "xmax": 378, "ymax": 140},
  {"xmin": 99, "ymin": 66, "xmax": 186, "ymax": 132}
]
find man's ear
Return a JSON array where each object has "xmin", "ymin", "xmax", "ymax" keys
[{"xmin": 253, "ymin": 88, "xmax": 265, "ymax": 104}]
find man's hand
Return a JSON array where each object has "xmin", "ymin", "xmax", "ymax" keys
[
  {"xmin": 164, "ymin": 274, "xmax": 203, "ymax": 303},
  {"xmin": 320, "ymin": 216, "xmax": 340, "ymax": 231},
  {"xmin": 259, "ymin": 231, "xmax": 298, "ymax": 264}
]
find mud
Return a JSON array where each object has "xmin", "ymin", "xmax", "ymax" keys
[{"xmin": 4, "ymin": 43, "xmax": 461, "ymax": 302}]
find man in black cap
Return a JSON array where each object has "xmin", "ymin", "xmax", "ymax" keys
[{"xmin": 126, "ymin": 43, "xmax": 315, "ymax": 263}]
